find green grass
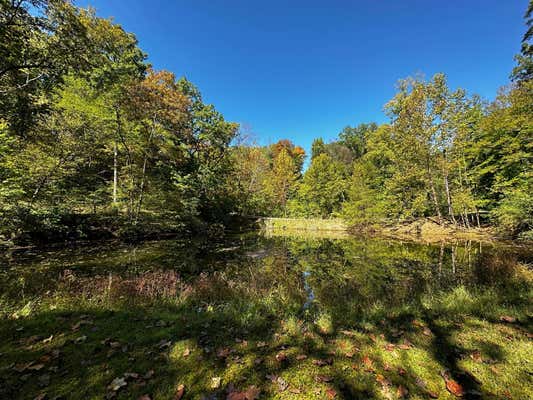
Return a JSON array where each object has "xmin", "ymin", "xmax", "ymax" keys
[
  {"xmin": 263, "ymin": 218, "xmax": 347, "ymax": 232},
  {"xmin": 1, "ymin": 282, "xmax": 531, "ymax": 399},
  {"xmin": 0, "ymin": 234, "xmax": 531, "ymax": 399}
]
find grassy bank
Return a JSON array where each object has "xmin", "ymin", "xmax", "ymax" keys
[
  {"xmin": 263, "ymin": 217, "xmax": 500, "ymax": 244},
  {"xmin": 262, "ymin": 218, "xmax": 347, "ymax": 232}
]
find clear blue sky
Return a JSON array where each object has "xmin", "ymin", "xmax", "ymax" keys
[{"xmin": 81, "ymin": 0, "xmax": 526, "ymax": 157}]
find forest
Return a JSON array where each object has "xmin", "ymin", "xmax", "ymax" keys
[
  {"xmin": 1, "ymin": 0, "xmax": 532, "ymax": 247},
  {"xmin": 2, "ymin": 2, "xmax": 533, "ymax": 400}
]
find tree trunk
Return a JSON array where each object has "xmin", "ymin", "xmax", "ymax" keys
[
  {"xmin": 475, "ymin": 207, "xmax": 481, "ymax": 228},
  {"xmin": 135, "ymin": 156, "xmax": 148, "ymax": 223},
  {"xmin": 113, "ymin": 141, "xmax": 118, "ymax": 204},
  {"xmin": 135, "ymin": 117, "xmax": 156, "ymax": 223},
  {"xmin": 427, "ymin": 164, "xmax": 442, "ymax": 223},
  {"xmin": 443, "ymin": 173, "xmax": 456, "ymax": 225}
]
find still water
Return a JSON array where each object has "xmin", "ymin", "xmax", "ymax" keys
[{"xmin": 1, "ymin": 232, "xmax": 531, "ymax": 323}]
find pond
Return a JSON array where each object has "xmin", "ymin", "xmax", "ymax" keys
[{"xmin": 0, "ymin": 232, "xmax": 532, "ymax": 399}]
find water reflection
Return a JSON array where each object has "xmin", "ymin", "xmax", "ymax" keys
[
  {"xmin": 1, "ymin": 234, "xmax": 531, "ymax": 324},
  {"xmin": 1, "ymin": 234, "xmax": 532, "ymax": 399}
]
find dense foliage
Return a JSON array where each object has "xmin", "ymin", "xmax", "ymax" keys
[
  {"xmin": 1, "ymin": 0, "xmax": 238, "ymax": 244},
  {"xmin": 1, "ymin": 0, "xmax": 531, "ymax": 243}
]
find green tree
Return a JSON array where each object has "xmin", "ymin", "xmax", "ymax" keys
[
  {"xmin": 264, "ymin": 148, "xmax": 298, "ymax": 216},
  {"xmin": 290, "ymin": 153, "xmax": 348, "ymax": 218},
  {"xmin": 511, "ymin": 0, "xmax": 533, "ymax": 83}
]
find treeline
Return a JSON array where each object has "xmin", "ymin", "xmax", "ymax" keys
[
  {"xmin": 1, "ymin": 1, "xmax": 531, "ymax": 244},
  {"xmin": 1, "ymin": 1, "xmax": 239, "ymax": 243},
  {"xmin": 233, "ymin": 4, "xmax": 532, "ymax": 239}
]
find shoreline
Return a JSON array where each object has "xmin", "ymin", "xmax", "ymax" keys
[{"xmin": 261, "ymin": 217, "xmax": 526, "ymax": 245}]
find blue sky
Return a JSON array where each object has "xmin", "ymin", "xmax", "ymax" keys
[{"xmin": 80, "ymin": 0, "xmax": 527, "ymax": 157}]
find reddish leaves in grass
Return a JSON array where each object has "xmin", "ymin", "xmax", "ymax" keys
[
  {"xmin": 384, "ymin": 343, "xmax": 396, "ymax": 352},
  {"xmin": 446, "ymin": 379, "xmax": 464, "ymax": 397},
  {"xmin": 499, "ymin": 315, "xmax": 517, "ymax": 323},
  {"xmin": 227, "ymin": 386, "xmax": 260, "ymax": 400},
  {"xmin": 216, "ymin": 347, "xmax": 231, "ymax": 359},
  {"xmin": 326, "ymin": 388, "xmax": 337, "ymax": 398},
  {"xmin": 441, "ymin": 371, "xmax": 465, "ymax": 397},
  {"xmin": 470, "ymin": 350, "xmax": 483, "ymax": 362},
  {"xmin": 397, "ymin": 385, "xmax": 409, "ymax": 398},
  {"xmin": 362, "ymin": 355, "xmax": 374, "ymax": 371},
  {"xmin": 316, "ymin": 375, "xmax": 333, "ymax": 383},
  {"xmin": 174, "ymin": 384, "xmax": 185, "ymax": 400},
  {"xmin": 376, "ymin": 374, "xmax": 391, "ymax": 387},
  {"xmin": 312, "ymin": 358, "xmax": 333, "ymax": 366}
]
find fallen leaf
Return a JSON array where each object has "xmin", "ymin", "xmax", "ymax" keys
[
  {"xmin": 108, "ymin": 377, "xmax": 127, "ymax": 391},
  {"xmin": 39, "ymin": 354, "xmax": 51, "ymax": 363},
  {"xmin": 326, "ymin": 388, "xmax": 337, "ymax": 398},
  {"xmin": 227, "ymin": 386, "xmax": 260, "ymax": 400},
  {"xmin": 376, "ymin": 374, "xmax": 391, "ymax": 387},
  {"xmin": 28, "ymin": 363, "xmax": 45, "ymax": 371},
  {"xmin": 315, "ymin": 375, "xmax": 333, "ymax": 383},
  {"xmin": 275, "ymin": 352, "xmax": 287, "ymax": 362},
  {"xmin": 227, "ymin": 393, "xmax": 246, "ymax": 400},
  {"xmin": 312, "ymin": 358, "xmax": 332, "ymax": 366},
  {"xmin": 422, "ymin": 327, "xmax": 432, "ymax": 336},
  {"xmin": 340, "ymin": 330, "xmax": 356, "ymax": 337},
  {"xmin": 499, "ymin": 315, "xmax": 516, "ymax": 323},
  {"xmin": 217, "ymin": 347, "xmax": 231, "ymax": 359},
  {"xmin": 289, "ymin": 388, "xmax": 301, "ymax": 394},
  {"xmin": 175, "ymin": 384, "xmax": 185, "ymax": 400},
  {"xmin": 13, "ymin": 362, "xmax": 34, "ymax": 373},
  {"xmin": 158, "ymin": 340, "xmax": 172, "ymax": 350},
  {"xmin": 42, "ymin": 335, "xmax": 53, "ymax": 344},
  {"xmin": 75, "ymin": 335, "xmax": 87, "ymax": 344},
  {"xmin": 397, "ymin": 385, "xmax": 408, "ymax": 398},
  {"xmin": 470, "ymin": 350, "xmax": 483, "ymax": 362},
  {"xmin": 296, "ymin": 354, "xmax": 307, "ymax": 360},
  {"xmin": 211, "ymin": 377, "xmax": 221, "ymax": 389},
  {"xmin": 256, "ymin": 341, "xmax": 267, "ymax": 348},
  {"xmin": 442, "ymin": 373, "xmax": 464, "ymax": 397},
  {"xmin": 415, "ymin": 376, "xmax": 427, "ymax": 389},
  {"xmin": 138, "ymin": 396, "xmax": 151, "ymax": 400},
  {"xmin": 183, "ymin": 348, "xmax": 190, "ymax": 357},
  {"xmin": 384, "ymin": 343, "xmax": 396, "ymax": 352},
  {"xmin": 398, "ymin": 367, "xmax": 407, "ymax": 376},
  {"xmin": 362, "ymin": 355, "xmax": 374, "ymax": 371},
  {"xmin": 124, "ymin": 372, "xmax": 139, "ymax": 379},
  {"xmin": 277, "ymin": 377, "xmax": 288, "ymax": 391},
  {"xmin": 245, "ymin": 386, "xmax": 260, "ymax": 399}
]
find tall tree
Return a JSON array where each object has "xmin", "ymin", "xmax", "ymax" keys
[{"xmin": 511, "ymin": 0, "xmax": 533, "ymax": 83}]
